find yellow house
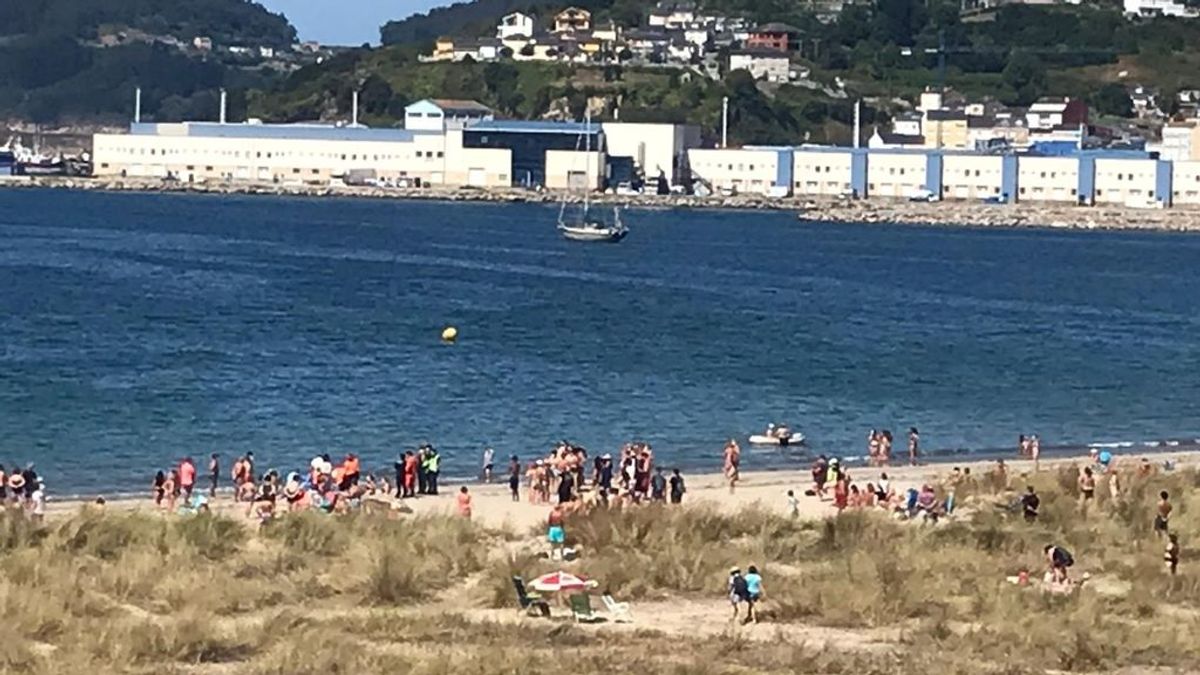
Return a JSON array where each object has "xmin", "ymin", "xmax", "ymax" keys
[
  {"xmin": 922, "ymin": 110, "xmax": 969, "ymax": 150},
  {"xmin": 428, "ymin": 36, "xmax": 455, "ymax": 62}
]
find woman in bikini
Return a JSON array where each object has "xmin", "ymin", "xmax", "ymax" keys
[
  {"xmin": 162, "ymin": 470, "xmax": 177, "ymax": 511},
  {"xmin": 153, "ymin": 470, "xmax": 166, "ymax": 507}
]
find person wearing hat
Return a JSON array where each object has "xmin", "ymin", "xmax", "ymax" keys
[
  {"xmin": 728, "ymin": 567, "xmax": 748, "ymax": 621},
  {"xmin": 283, "ymin": 474, "xmax": 305, "ymax": 512},
  {"xmin": 9, "ymin": 471, "xmax": 27, "ymax": 506}
]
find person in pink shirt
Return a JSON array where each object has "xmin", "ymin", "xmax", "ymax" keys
[
  {"xmin": 456, "ymin": 486, "xmax": 473, "ymax": 519},
  {"xmin": 179, "ymin": 457, "xmax": 197, "ymax": 501}
]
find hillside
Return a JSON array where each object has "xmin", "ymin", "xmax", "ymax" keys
[
  {"xmin": 378, "ymin": 0, "xmax": 836, "ymax": 46},
  {"xmin": 261, "ymin": 1, "xmax": 1200, "ymax": 148},
  {"xmin": 0, "ymin": 0, "xmax": 295, "ymax": 46},
  {"xmin": 0, "ymin": 0, "xmax": 296, "ymax": 124},
  {"xmin": 248, "ymin": 47, "xmax": 867, "ymax": 146}
]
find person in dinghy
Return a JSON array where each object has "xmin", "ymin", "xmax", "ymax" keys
[{"xmin": 750, "ymin": 423, "xmax": 804, "ymax": 446}]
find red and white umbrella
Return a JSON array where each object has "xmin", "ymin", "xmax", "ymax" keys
[{"xmin": 530, "ymin": 571, "xmax": 596, "ymax": 593}]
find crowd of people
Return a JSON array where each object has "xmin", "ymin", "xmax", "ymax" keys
[
  {"xmin": 1, "ymin": 463, "xmax": 47, "ymax": 523},
  {"xmin": 864, "ymin": 428, "xmax": 921, "ymax": 467},
  {"xmin": 513, "ymin": 441, "xmax": 688, "ymax": 509},
  {"xmin": 804, "ymin": 454, "xmax": 952, "ymax": 522}
]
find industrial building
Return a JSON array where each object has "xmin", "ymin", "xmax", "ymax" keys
[
  {"xmin": 91, "ymin": 97, "xmax": 700, "ymax": 192},
  {"xmin": 688, "ymin": 144, "xmax": 1199, "ymax": 208}
]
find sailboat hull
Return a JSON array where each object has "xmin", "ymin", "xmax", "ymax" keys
[{"xmin": 558, "ymin": 225, "xmax": 628, "ymax": 242}]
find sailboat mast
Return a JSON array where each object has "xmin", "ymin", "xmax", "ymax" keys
[{"xmin": 583, "ymin": 110, "xmax": 591, "ymax": 214}]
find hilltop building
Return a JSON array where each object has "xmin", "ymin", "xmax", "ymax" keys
[
  {"xmin": 1123, "ymin": 0, "xmax": 1199, "ymax": 16},
  {"xmin": 553, "ymin": 7, "xmax": 592, "ymax": 33},
  {"xmin": 497, "ymin": 12, "xmax": 535, "ymax": 39}
]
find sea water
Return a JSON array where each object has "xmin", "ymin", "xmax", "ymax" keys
[{"xmin": 2, "ymin": 189, "xmax": 1198, "ymax": 494}]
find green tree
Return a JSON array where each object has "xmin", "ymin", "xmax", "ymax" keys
[
  {"xmin": 1001, "ymin": 50, "xmax": 1046, "ymax": 105},
  {"xmin": 360, "ymin": 73, "xmax": 393, "ymax": 115},
  {"xmin": 1091, "ymin": 83, "xmax": 1132, "ymax": 118}
]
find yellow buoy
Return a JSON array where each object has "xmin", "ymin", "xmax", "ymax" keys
[{"xmin": 441, "ymin": 326, "xmax": 458, "ymax": 343}]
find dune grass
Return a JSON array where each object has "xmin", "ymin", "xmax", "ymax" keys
[{"xmin": 1, "ymin": 463, "xmax": 1197, "ymax": 673}]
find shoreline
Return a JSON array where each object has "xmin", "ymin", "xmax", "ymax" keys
[
  {"xmin": 34, "ymin": 436, "xmax": 1200, "ymax": 503},
  {"xmin": 44, "ymin": 447, "xmax": 1200, "ymax": 530},
  {"xmin": 6, "ymin": 175, "xmax": 1200, "ymax": 232}
]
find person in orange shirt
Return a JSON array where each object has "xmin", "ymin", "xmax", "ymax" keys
[
  {"xmin": 456, "ymin": 486, "xmax": 473, "ymax": 519},
  {"xmin": 179, "ymin": 457, "xmax": 196, "ymax": 501}
]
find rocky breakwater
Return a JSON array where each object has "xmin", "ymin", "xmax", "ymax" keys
[{"xmin": 9, "ymin": 176, "xmax": 1200, "ymax": 232}]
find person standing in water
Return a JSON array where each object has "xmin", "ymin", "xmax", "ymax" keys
[
  {"xmin": 908, "ymin": 427, "xmax": 920, "ymax": 466},
  {"xmin": 481, "ymin": 447, "xmax": 495, "ymax": 483}
]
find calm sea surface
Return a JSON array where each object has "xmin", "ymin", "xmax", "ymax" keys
[{"xmin": 2, "ymin": 188, "xmax": 1199, "ymax": 494}]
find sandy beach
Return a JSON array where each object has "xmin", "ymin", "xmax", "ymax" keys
[
  {"xmin": 45, "ymin": 449, "xmax": 1200, "ymax": 530},
  {"xmin": 10, "ymin": 444, "xmax": 1200, "ymax": 673}
]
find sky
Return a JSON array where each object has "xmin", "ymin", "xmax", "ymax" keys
[{"xmin": 257, "ymin": 0, "xmax": 449, "ymax": 46}]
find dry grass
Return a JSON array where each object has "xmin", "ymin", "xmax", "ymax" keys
[{"xmin": 1, "ymin": 465, "xmax": 1198, "ymax": 673}]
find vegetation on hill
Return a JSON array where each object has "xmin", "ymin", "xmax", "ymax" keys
[
  {"xmin": 0, "ymin": 0, "xmax": 295, "ymax": 46},
  {"xmin": 374, "ymin": 0, "xmax": 1200, "ymax": 140},
  {"xmin": 248, "ymin": 47, "xmax": 878, "ymax": 145},
  {"xmin": 0, "ymin": 0, "xmax": 293, "ymax": 124}
]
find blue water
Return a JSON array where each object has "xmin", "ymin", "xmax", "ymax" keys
[{"xmin": 2, "ymin": 188, "xmax": 1199, "ymax": 494}]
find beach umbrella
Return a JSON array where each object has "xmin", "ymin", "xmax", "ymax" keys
[{"xmin": 530, "ymin": 571, "xmax": 595, "ymax": 593}]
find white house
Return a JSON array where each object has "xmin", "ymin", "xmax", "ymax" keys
[
  {"xmin": 667, "ymin": 38, "xmax": 696, "ymax": 63},
  {"xmin": 1025, "ymin": 97, "xmax": 1088, "ymax": 130},
  {"xmin": 649, "ymin": 1, "xmax": 697, "ymax": 29},
  {"xmin": 892, "ymin": 112, "xmax": 923, "ymax": 137},
  {"xmin": 1149, "ymin": 121, "xmax": 1200, "ymax": 161},
  {"xmin": 497, "ymin": 12, "xmax": 534, "ymax": 39},
  {"xmin": 729, "ymin": 50, "xmax": 790, "ymax": 83},
  {"xmin": 1123, "ymin": 0, "xmax": 1199, "ymax": 17},
  {"xmin": 683, "ymin": 26, "xmax": 711, "ymax": 49}
]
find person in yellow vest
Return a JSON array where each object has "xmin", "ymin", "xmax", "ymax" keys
[{"xmin": 423, "ymin": 446, "xmax": 441, "ymax": 495}]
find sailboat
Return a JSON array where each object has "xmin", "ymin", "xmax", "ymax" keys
[{"xmin": 557, "ymin": 112, "xmax": 628, "ymax": 243}]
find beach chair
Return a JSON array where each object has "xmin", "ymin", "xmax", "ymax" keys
[
  {"xmin": 512, "ymin": 577, "xmax": 550, "ymax": 618},
  {"xmin": 601, "ymin": 594, "xmax": 633, "ymax": 623},
  {"xmin": 569, "ymin": 593, "xmax": 602, "ymax": 623}
]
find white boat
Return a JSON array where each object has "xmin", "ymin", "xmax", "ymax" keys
[
  {"xmin": 557, "ymin": 112, "xmax": 628, "ymax": 243},
  {"xmin": 559, "ymin": 210, "xmax": 628, "ymax": 242},
  {"xmin": 748, "ymin": 432, "xmax": 806, "ymax": 446}
]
